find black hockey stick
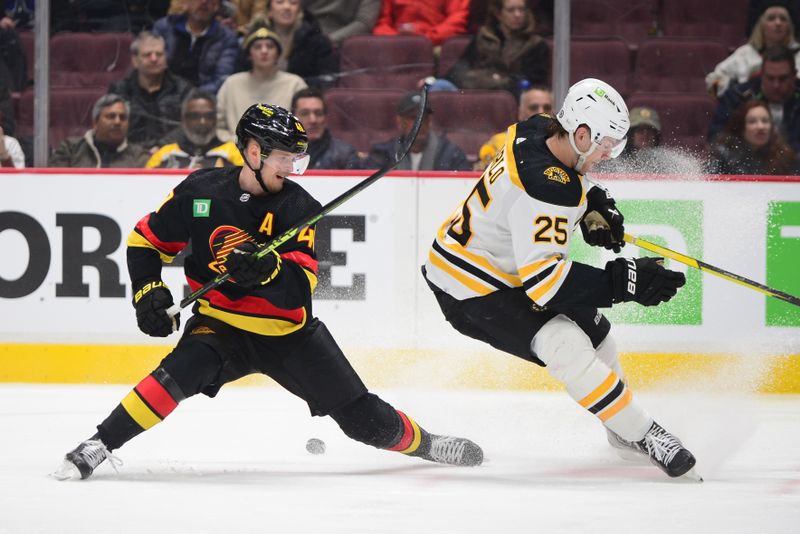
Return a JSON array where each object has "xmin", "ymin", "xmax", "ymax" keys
[
  {"xmin": 624, "ymin": 233, "xmax": 800, "ymax": 307},
  {"xmin": 165, "ymin": 85, "xmax": 430, "ymax": 321}
]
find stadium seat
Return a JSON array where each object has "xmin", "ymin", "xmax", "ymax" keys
[
  {"xmin": 571, "ymin": 0, "xmax": 659, "ymax": 50},
  {"xmin": 325, "ymin": 88, "xmax": 406, "ymax": 153},
  {"xmin": 437, "ymin": 35, "xmax": 472, "ymax": 78},
  {"xmin": 627, "ymin": 92, "xmax": 717, "ymax": 154},
  {"xmin": 660, "ymin": 0, "xmax": 750, "ymax": 50},
  {"xmin": 633, "ymin": 39, "xmax": 729, "ymax": 93},
  {"xmin": 570, "ymin": 37, "xmax": 632, "ymax": 97},
  {"xmin": 429, "ymin": 90, "xmax": 517, "ymax": 161},
  {"xmin": 17, "ymin": 87, "xmax": 107, "ymax": 149},
  {"xmin": 49, "ymin": 32, "xmax": 133, "ymax": 88},
  {"xmin": 338, "ymin": 35, "xmax": 434, "ymax": 90}
]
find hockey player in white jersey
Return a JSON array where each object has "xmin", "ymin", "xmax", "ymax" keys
[{"xmin": 422, "ymin": 78, "xmax": 700, "ymax": 480}]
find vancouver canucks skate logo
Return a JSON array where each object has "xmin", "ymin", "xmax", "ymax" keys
[
  {"xmin": 207, "ymin": 225, "xmax": 256, "ymax": 273},
  {"xmin": 543, "ymin": 166, "xmax": 570, "ymax": 184}
]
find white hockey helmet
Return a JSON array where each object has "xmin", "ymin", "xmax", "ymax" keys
[{"xmin": 556, "ymin": 78, "xmax": 630, "ymax": 170}]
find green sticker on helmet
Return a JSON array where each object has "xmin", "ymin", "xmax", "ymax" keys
[{"xmin": 594, "ymin": 87, "xmax": 606, "ymax": 97}]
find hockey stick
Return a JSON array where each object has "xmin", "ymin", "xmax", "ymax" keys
[
  {"xmin": 624, "ymin": 232, "xmax": 800, "ymax": 308},
  {"xmin": 165, "ymin": 85, "xmax": 430, "ymax": 320}
]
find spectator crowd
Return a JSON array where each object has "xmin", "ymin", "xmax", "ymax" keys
[{"xmin": 1, "ymin": 0, "xmax": 798, "ymax": 175}]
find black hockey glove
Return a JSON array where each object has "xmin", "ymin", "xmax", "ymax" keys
[
  {"xmin": 133, "ymin": 279, "xmax": 178, "ymax": 337},
  {"xmin": 606, "ymin": 257, "xmax": 686, "ymax": 306},
  {"xmin": 225, "ymin": 241, "xmax": 282, "ymax": 288},
  {"xmin": 581, "ymin": 185, "xmax": 625, "ymax": 253}
]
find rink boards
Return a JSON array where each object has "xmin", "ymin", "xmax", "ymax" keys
[{"xmin": 0, "ymin": 169, "xmax": 798, "ymax": 391}]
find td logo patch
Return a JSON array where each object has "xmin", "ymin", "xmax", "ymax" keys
[
  {"xmin": 193, "ymin": 199, "xmax": 211, "ymax": 217},
  {"xmin": 543, "ymin": 166, "xmax": 570, "ymax": 184}
]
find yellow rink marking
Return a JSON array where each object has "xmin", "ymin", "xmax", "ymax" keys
[{"xmin": 0, "ymin": 344, "xmax": 798, "ymax": 394}]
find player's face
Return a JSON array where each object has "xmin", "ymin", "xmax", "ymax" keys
[
  {"xmin": 761, "ymin": 60, "xmax": 796, "ymax": 103},
  {"xmin": 93, "ymin": 102, "xmax": 128, "ymax": 146},
  {"xmin": 250, "ymin": 39, "xmax": 280, "ymax": 70},
  {"xmin": 498, "ymin": 0, "xmax": 528, "ymax": 33},
  {"xmin": 743, "ymin": 105, "xmax": 771, "ymax": 148},
  {"xmin": 132, "ymin": 37, "xmax": 166, "ymax": 77},
  {"xmin": 574, "ymin": 125, "xmax": 622, "ymax": 172},
  {"xmin": 518, "ymin": 89, "xmax": 553, "ymax": 120},
  {"xmin": 762, "ymin": 7, "xmax": 791, "ymax": 45},
  {"xmin": 269, "ymin": 0, "xmax": 300, "ymax": 28},
  {"xmin": 293, "ymin": 97, "xmax": 326, "ymax": 141}
]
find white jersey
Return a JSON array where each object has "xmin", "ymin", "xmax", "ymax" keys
[{"xmin": 425, "ymin": 114, "xmax": 611, "ymax": 309}]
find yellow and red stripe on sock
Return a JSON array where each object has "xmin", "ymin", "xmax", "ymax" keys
[
  {"xmin": 578, "ymin": 370, "xmax": 633, "ymax": 423},
  {"xmin": 120, "ymin": 374, "xmax": 180, "ymax": 430},
  {"xmin": 386, "ymin": 410, "xmax": 423, "ymax": 455}
]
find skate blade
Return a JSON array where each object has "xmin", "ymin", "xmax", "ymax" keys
[
  {"xmin": 50, "ymin": 460, "xmax": 80, "ymax": 481},
  {"xmin": 678, "ymin": 467, "xmax": 703, "ymax": 483}
]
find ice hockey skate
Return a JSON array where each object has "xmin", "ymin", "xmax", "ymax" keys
[
  {"xmin": 412, "ymin": 433, "xmax": 483, "ymax": 467},
  {"xmin": 606, "ymin": 428, "xmax": 649, "ymax": 462},
  {"xmin": 635, "ymin": 422, "xmax": 701, "ymax": 481},
  {"xmin": 51, "ymin": 438, "xmax": 121, "ymax": 480}
]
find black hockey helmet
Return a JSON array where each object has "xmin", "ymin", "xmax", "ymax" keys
[{"xmin": 235, "ymin": 103, "xmax": 308, "ymax": 158}]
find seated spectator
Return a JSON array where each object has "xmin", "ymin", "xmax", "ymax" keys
[
  {"xmin": 3, "ymin": 0, "xmax": 34, "ymax": 31},
  {"xmin": 366, "ymin": 90, "xmax": 470, "ymax": 171},
  {"xmin": 445, "ymin": 0, "xmax": 549, "ymax": 94},
  {"xmin": 747, "ymin": 0, "xmax": 800, "ymax": 36},
  {"xmin": 708, "ymin": 100, "xmax": 799, "ymax": 175},
  {"xmin": 49, "ymin": 94, "xmax": 150, "ymax": 169},
  {"xmin": 0, "ymin": 111, "xmax": 24, "ymax": 167},
  {"xmin": 373, "ymin": 0, "xmax": 469, "ymax": 47},
  {"xmin": 153, "ymin": 0, "xmax": 239, "ymax": 93},
  {"xmin": 169, "ymin": 0, "xmax": 254, "ymax": 33},
  {"xmin": 707, "ymin": 3, "xmax": 800, "ymax": 97},
  {"xmin": 242, "ymin": 0, "xmax": 339, "ymax": 88},
  {"xmin": 291, "ymin": 87, "xmax": 361, "ymax": 169},
  {"xmin": 595, "ymin": 107, "xmax": 702, "ymax": 175},
  {"xmin": 305, "ymin": 0, "xmax": 381, "ymax": 47},
  {"xmin": 147, "ymin": 89, "xmax": 243, "ymax": 168},
  {"xmin": 709, "ymin": 46, "xmax": 800, "ymax": 152},
  {"xmin": 477, "ymin": 85, "xmax": 552, "ymax": 170},
  {"xmin": 217, "ymin": 26, "xmax": 307, "ymax": 138},
  {"xmin": 109, "ymin": 31, "xmax": 194, "ymax": 151}
]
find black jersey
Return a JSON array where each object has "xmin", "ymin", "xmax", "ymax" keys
[{"xmin": 127, "ymin": 167, "xmax": 322, "ymax": 336}]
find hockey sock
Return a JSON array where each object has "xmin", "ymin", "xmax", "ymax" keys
[
  {"xmin": 386, "ymin": 410, "xmax": 427, "ymax": 456},
  {"xmin": 96, "ymin": 367, "xmax": 186, "ymax": 450}
]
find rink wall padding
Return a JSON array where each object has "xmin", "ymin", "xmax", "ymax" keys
[{"xmin": 1, "ymin": 169, "xmax": 799, "ymax": 392}]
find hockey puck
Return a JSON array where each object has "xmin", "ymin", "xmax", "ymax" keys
[{"xmin": 306, "ymin": 438, "xmax": 326, "ymax": 455}]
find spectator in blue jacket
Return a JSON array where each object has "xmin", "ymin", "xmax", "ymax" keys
[
  {"xmin": 152, "ymin": 0, "xmax": 239, "ymax": 93},
  {"xmin": 708, "ymin": 46, "xmax": 800, "ymax": 152},
  {"xmin": 291, "ymin": 87, "xmax": 361, "ymax": 169},
  {"xmin": 366, "ymin": 91, "xmax": 470, "ymax": 171}
]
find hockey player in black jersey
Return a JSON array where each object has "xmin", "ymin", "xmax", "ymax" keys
[
  {"xmin": 423, "ymin": 78, "xmax": 700, "ymax": 481},
  {"xmin": 53, "ymin": 103, "xmax": 482, "ymax": 480}
]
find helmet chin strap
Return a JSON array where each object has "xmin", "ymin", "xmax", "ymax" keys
[
  {"xmin": 568, "ymin": 131, "xmax": 597, "ymax": 173},
  {"xmin": 244, "ymin": 152, "xmax": 269, "ymax": 193}
]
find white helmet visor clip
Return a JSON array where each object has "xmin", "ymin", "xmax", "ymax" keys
[{"xmin": 260, "ymin": 151, "xmax": 311, "ymax": 175}]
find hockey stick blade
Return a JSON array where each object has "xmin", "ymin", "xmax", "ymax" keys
[
  {"xmin": 624, "ymin": 233, "xmax": 800, "ymax": 308},
  {"xmin": 165, "ymin": 85, "xmax": 431, "ymax": 321}
]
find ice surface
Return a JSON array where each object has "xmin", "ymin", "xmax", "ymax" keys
[{"xmin": 2, "ymin": 385, "xmax": 798, "ymax": 533}]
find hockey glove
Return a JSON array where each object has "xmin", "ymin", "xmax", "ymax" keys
[
  {"xmin": 581, "ymin": 185, "xmax": 625, "ymax": 253},
  {"xmin": 133, "ymin": 279, "xmax": 178, "ymax": 337},
  {"xmin": 606, "ymin": 257, "xmax": 686, "ymax": 306},
  {"xmin": 225, "ymin": 241, "xmax": 282, "ymax": 288}
]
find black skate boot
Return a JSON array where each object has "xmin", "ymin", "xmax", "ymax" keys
[
  {"xmin": 412, "ymin": 432, "xmax": 484, "ymax": 466},
  {"xmin": 52, "ymin": 438, "xmax": 121, "ymax": 480},
  {"xmin": 635, "ymin": 422, "xmax": 700, "ymax": 480}
]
